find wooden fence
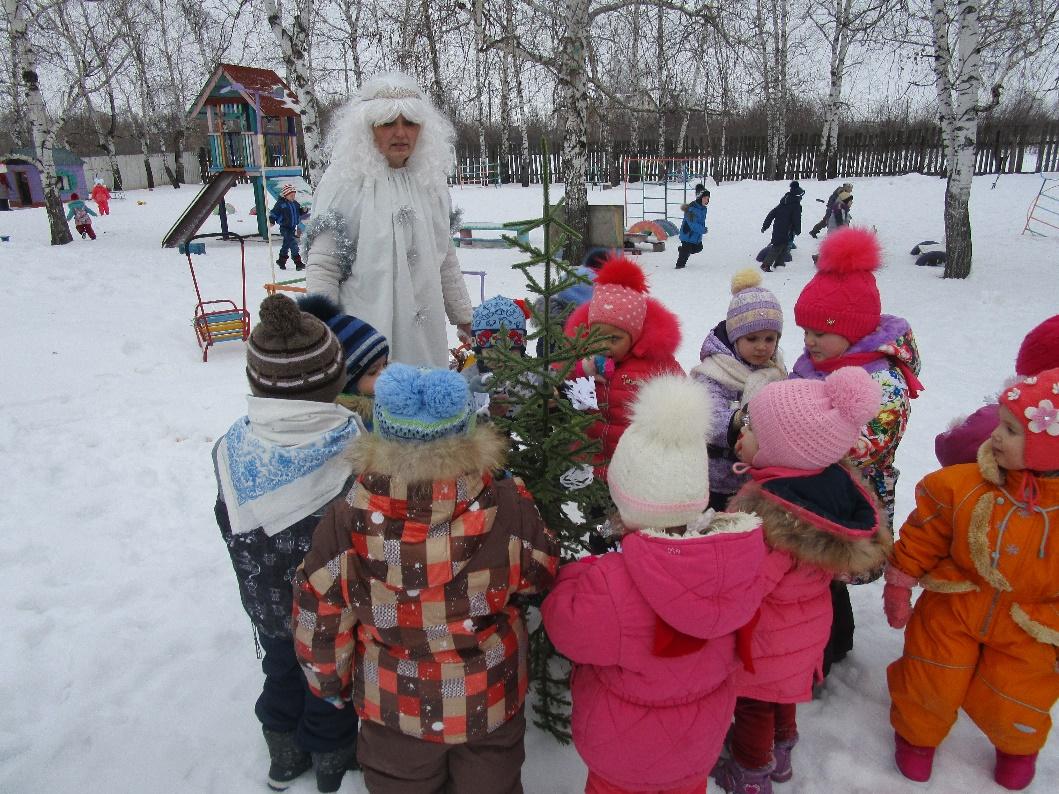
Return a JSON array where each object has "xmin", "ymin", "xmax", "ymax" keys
[{"xmin": 455, "ymin": 122, "xmax": 1059, "ymax": 185}]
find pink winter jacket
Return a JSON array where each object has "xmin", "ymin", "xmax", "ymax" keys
[
  {"xmin": 726, "ymin": 464, "xmax": 890, "ymax": 704},
  {"xmin": 542, "ymin": 512, "xmax": 765, "ymax": 791}
]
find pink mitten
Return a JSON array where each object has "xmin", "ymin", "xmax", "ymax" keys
[{"xmin": 883, "ymin": 565, "xmax": 917, "ymax": 629}]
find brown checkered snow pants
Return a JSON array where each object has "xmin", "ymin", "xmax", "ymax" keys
[{"xmin": 358, "ymin": 708, "xmax": 526, "ymax": 793}]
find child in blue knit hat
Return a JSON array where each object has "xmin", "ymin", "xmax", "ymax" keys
[
  {"xmin": 300, "ymin": 295, "xmax": 389, "ymax": 429},
  {"xmin": 466, "ymin": 295, "xmax": 534, "ymax": 418}
]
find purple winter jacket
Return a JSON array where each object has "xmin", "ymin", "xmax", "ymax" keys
[
  {"xmin": 542, "ymin": 512, "xmax": 766, "ymax": 790},
  {"xmin": 692, "ymin": 323, "xmax": 786, "ymax": 496},
  {"xmin": 934, "ymin": 403, "xmax": 999, "ymax": 467}
]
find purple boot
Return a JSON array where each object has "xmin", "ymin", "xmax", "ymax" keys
[
  {"xmin": 771, "ymin": 734, "xmax": 799, "ymax": 782},
  {"xmin": 712, "ymin": 755, "xmax": 775, "ymax": 794}
]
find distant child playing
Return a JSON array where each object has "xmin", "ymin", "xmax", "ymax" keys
[
  {"xmin": 269, "ymin": 183, "xmax": 308, "ymax": 270},
  {"xmin": 466, "ymin": 294, "xmax": 533, "ymax": 418},
  {"xmin": 65, "ymin": 193, "xmax": 97, "ymax": 240},
  {"xmin": 90, "ymin": 179, "xmax": 111, "ymax": 215},
  {"xmin": 675, "ymin": 184, "xmax": 710, "ymax": 269},
  {"xmin": 885, "ymin": 367, "xmax": 1059, "ymax": 791},
  {"xmin": 213, "ymin": 294, "xmax": 360, "ymax": 793},
  {"xmin": 692, "ymin": 269, "xmax": 786, "ymax": 511},
  {"xmin": 713, "ymin": 367, "xmax": 890, "ymax": 794},
  {"xmin": 544, "ymin": 375, "xmax": 767, "ymax": 794}
]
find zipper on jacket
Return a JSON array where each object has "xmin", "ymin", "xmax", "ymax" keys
[{"xmin": 979, "ymin": 589, "xmax": 1001, "ymax": 638}]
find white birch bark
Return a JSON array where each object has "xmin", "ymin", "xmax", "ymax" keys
[
  {"xmin": 264, "ymin": 0, "xmax": 327, "ymax": 186},
  {"xmin": 559, "ymin": 0, "xmax": 591, "ymax": 264}
]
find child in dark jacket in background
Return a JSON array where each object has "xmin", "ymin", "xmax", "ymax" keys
[
  {"xmin": 213, "ymin": 295, "xmax": 360, "ymax": 793},
  {"xmin": 758, "ymin": 181, "xmax": 803, "ymax": 272},
  {"xmin": 269, "ymin": 183, "xmax": 308, "ymax": 270}
]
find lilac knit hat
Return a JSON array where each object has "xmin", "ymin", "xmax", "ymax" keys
[
  {"xmin": 748, "ymin": 367, "xmax": 882, "ymax": 470},
  {"xmin": 726, "ymin": 268, "xmax": 783, "ymax": 342}
]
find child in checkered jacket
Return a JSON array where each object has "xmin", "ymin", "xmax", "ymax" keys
[{"xmin": 294, "ymin": 364, "xmax": 559, "ymax": 793}]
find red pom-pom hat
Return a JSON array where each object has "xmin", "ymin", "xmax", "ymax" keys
[
  {"xmin": 588, "ymin": 255, "xmax": 650, "ymax": 341},
  {"xmin": 794, "ymin": 227, "xmax": 882, "ymax": 344},
  {"xmin": 1016, "ymin": 315, "xmax": 1059, "ymax": 377}
]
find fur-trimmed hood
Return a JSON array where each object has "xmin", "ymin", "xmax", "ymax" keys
[
  {"xmin": 348, "ymin": 422, "xmax": 507, "ymax": 481},
  {"xmin": 727, "ymin": 463, "xmax": 891, "ymax": 575},
  {"xmin": 564, "ymin": 296, "xmax": 681, "ymax": 362}
]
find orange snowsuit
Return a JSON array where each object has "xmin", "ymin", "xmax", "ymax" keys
[{"xmin": 888, "ymin": 445, "xmax": 1059, "ymax": 755}]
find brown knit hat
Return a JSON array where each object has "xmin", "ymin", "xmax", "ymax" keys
[{"xmin": 246, "ymin": 294, "xmax": 346, "ymax": 402}]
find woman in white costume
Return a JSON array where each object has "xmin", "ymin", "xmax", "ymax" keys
[{"xmin": 305, "ymin": 73, "xmax": 472, "ymax": 367}]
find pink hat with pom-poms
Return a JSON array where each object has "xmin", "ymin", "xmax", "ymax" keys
[
  {"xmin": 794, "ymin": 227, "xmax": 882, "ymax": 344},
  {"xmin": 747, "ymin": 366, "xmax": 882, "ymax": 470}
]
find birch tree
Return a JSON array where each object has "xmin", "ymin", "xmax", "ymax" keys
[
  {"xmin": 264, "ymin": 0, "xmax": 327, "ymax": 185},
  {"xmin": 809, "ymin": 0, "xmax": 896, "ymax": 180},
  {"xmin": 928, "ymin": 0, "xmax": 1059, "ymax": 278}
]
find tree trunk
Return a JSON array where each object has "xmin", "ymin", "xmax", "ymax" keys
[
  {"xmin": 265, "ymin": 0, "xmax": 327, "ymax": 185},
  {"xmin": 420, "ymin": 0, "xmax": 445, "ymax": 109},
  {"xmin": 505, "ymin": 0, "xmax": 531, "ymax": 186},
  {"xmin": 174, "ymin": 128, "xmax": 186, "ymax": 184},
  {"xmin": 498, "ymin": 50, "xmax": 513, "ymax": 182},
  {"xmin": 558, "ymin": 0, "xmax": 591, "ymax": 265},
  {"xmin": 9, "ymin": 0, "xmax": 71, "ymax": 244}
]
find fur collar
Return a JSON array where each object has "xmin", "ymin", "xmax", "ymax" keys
[
  {"xmin": 636, "ymin": 509, "xmax": 760, "ymax": 539},
  {"xmin": 348, "ymin": 423, "xmax": 507, "ymax": 481},
  {"xmin": 564, "ymin": 297, "xmax": 681, "ymax": 361},
  {"xmin": 728, "ymin": 465, "xmax": 890, "ymax": 575},
  {"xmin": 976, "ymin": 440, "xmax": 1004, "ymax": 486}
]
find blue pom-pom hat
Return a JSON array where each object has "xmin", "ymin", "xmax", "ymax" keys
[{"xmin": 373, "ymin": 364, "xmax": 476, "ymax": 442}]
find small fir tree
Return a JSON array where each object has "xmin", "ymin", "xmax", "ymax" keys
[{"xmin": 485, "ymin": 145, "xmax": 610, "ymax": 742}]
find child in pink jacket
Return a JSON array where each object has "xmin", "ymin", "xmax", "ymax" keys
[
  {"xmin": 543, "ymin": 375, "xmax": 766, "ymax": 794},
  {"xmin": 713, "ymin": 368, "xmax": 891, "ymax": 794}
]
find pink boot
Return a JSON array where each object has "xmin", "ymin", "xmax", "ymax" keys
[
  {"xmin": 994, "ymin": 749, "xmax": 1037, "ymax": 790},
  {"xmin": 770, "ymin": 734, "xmax": 798, "ymax": 782},
  {"xmin": 894, "ymin": 731, "xmax": 935, "ymax": 782}
]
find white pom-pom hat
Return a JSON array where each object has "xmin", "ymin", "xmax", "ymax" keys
[
  {"xmin": 747, "ymin": 367, "xmax": 882, "ymax": 470},
  {"xmin": 608, "ymin": 375, "xmax": 713, "ymax": 529}
]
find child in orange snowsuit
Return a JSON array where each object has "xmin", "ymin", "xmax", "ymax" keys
[
  {"xmin": 884, "ymin": 366, "xmax": 1059, "ymax": 791},
  {"xmin": 90, "ymin": 179, "xmax": 111, "ymax": 215}
]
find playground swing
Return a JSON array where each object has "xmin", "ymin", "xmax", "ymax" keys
[{"xmin": 180, "ymin": 231, "xmax": 251, "ymax": 362}]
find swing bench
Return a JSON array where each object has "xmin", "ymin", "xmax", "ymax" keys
[{"xmin": 181, "ymin": 232, "xmax": 251, "ymax": 362}]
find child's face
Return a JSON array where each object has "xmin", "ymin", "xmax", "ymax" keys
[
  {"xmin": 355, "ymin": 357, "xmax": 388, "ymax": 396},
  {"xmin": 803, "ymin": 328, "xmax": 851, "ymax": 362},
  {"xmin": 991, "ymin": 406, "xmax": 1026, "ymax": 471},
  {"xmin": 735, "ymin": 332, "xmax": 779, "ymax": 367},
  {"xmin": 593, "ymin": 322, "xmax": 633, "ymax": 362},
  {"xmin": 735, "ymin": 411, "xmax": 758, "ymax": 465}
]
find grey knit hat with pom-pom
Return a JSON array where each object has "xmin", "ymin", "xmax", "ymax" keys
[{"xmin": 246, "ymin": 294, "xmax": 346, "ymax": 402}]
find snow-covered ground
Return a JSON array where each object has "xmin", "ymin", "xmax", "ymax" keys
[{"xmin": 1, "ymin": 172, "xmax": 1057, "ymax": 793}]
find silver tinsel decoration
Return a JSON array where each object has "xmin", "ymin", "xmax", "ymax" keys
[
  {"xmin": 304, "ymin": 210, "xmax": 358, "ymax": 284},
  {"xmin": 395, "ymin": 205, "xmax": 416, "ymax": 226}
]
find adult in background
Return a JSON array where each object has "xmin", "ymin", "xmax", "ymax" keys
[
  {"xmin": 305, "ymin": 72, "xmax": 472, "ymax": 368},
  {"xmin": 808, "ymin": 181, "xmax": 852, "ymax": 238}
]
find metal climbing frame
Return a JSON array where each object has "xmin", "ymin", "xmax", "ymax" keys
[
  {"xmin": 621, "ymin": 157, "xmax": 707, "ymax": 225},
  {"xmin": 1022, "ymin": 173, "xmax": 1059, "ymax": 237}
]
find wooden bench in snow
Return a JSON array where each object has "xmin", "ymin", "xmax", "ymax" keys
[
  {"xmin": 623, "ymin": 231, "xmax": 666, "ymax": 253},
  {"xmin": 453, "ymin": 222, "xmax": 530, "ymax": 249}
]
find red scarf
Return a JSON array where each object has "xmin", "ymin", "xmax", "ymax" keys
[
  {"xmin": 746, "ymin": 464, "xmax": 824, "ymax": 483},
  {"xmin": 812, "ymin": 350, "xmax": 924, "ymax": 399}
]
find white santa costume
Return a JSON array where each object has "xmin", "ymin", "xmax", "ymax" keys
[{"xmin": 305, "ymin": 73, "xmax": 472, "ymax": 367}]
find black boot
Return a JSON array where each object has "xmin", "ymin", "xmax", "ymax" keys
[
  {"xmin": 293, "ymin": 255, "xmax": 305, "ymax": 271},
  {"xmin": 262, "ymin": 729, "xmax": 311, "ymax": 791},
  {"xmin": 312, "ymin": 742, "xmax": 358, "ymax": 793},
  {"xmin": 277, "ymin": 257, "xmax": 288, "ymax": 271}
]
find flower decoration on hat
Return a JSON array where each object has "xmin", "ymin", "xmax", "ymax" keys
[{"xmin": 1025, "ymin": 400, "xmax": 1059, "ymax": 436}]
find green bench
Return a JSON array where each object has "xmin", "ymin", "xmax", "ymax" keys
[{"xmin": 453, "ymin": 222, "xmax": 530, "ymax": 249}]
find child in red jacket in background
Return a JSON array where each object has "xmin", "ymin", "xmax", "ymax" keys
[
  {"xmin": 563, "ymin": 255, "xmax": 684, "ymax": 482},
  {"xmin": 90, "ymin": 179, "xmax": 111, "ymax": 215}
]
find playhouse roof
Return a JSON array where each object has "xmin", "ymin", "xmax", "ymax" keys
[
  {"xmin": 188, "ymin": 63, "xmax": 301, "ymax": 121},
  {"xmin": 5, "ymin": 148, "xmax": 85, "ymax": 167}
]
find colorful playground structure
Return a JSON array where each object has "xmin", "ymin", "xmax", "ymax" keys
[
  {"xmin": 621, "ymin": 156, "xmax": 708, "ymax": 226},
  {"xmin": 181, "ymin": 232, "xmax": 251, "ymax": 362},
  {"xmin": 1023, "ymin": 173, "xmax": 1059, "ymax": 237},
  {"xmin": 162, "ymin": 63, "xmax": 305, "ymax": 249}
]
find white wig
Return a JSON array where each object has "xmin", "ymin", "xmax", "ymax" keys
[{"xmin": 323, "ymin": 72, "xmax": 455, "ymax": 185}]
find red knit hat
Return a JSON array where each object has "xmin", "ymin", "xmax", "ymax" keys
[
  {"xmin": 999, "ymin": 368, "xmax": 1059, "ymax": 471},
  {"xmin": 1016, "ymin": 315, "xmax": 1059, "ymax": 377},
  {"xmin": 794, "ymin": 227, "xmax": 881, "ymax": 344},
  {"xmin": 587, "ymin": 255, "xmax": 649, "ymax": 341}
]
